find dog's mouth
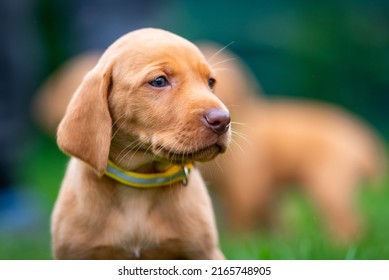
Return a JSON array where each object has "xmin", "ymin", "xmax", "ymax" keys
[{"xmin": 153, "ymin": 143, "xmax": 225, "ymax": 163}]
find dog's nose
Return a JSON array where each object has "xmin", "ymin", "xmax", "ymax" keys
[{"xmin": 204, "ymin": 108, "xmax": 231, "ymax": 135}]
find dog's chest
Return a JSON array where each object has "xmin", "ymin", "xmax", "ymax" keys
[{"xmin": 106, "ymin": 187, "xmax": 189, "ymax": 259}]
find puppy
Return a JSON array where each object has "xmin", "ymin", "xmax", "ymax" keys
[
  {"xmin": 199, "ymin": 43, "xmax": 386, "ymax": 242},
  {"xmin": 51, "ymin": 28, "xmax": 231, "ymax": 259}
]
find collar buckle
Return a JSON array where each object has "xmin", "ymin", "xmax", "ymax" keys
[{"xmin": 182, "ymin": 165, "xmax": 190, "ymax": 186}]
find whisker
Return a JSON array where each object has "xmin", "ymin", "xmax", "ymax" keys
[
  {"xmin": 213, "ymin": 157, "xmax": 224, "ymax": 175},
  {"xmin": 231, "ymin": 121, "xmax": 255, "ymax": 133},
  {"xmin": 231, "ymin": 121, "xmax": 249, "ymax": 127},
  {"xmin": 226, "ymin": 138, "xmax": 238, "ymax": 161},
  {"xmin": 111, "ymin": 111, "xmax": 128, "ymax": 128},
  {"xmin": 207, "ymin": 41, "xmax": 235, "ymax": 63},
  {"xmin": 111, "ymin": 115, "xmax": 130, "ymax": 140},
  {"xmin": 151, "ymin": 137, "xmax": 180, "ymax": 162},
  {"xmin": 232, "ymin": 130, "xmax": 252, "ymax": 146},
  {"xmin": 211, "ymin": 57, "xmax": 236, "ymax": 68},
  {"xmin": 201, "ymin": 156, "xmax": 218, "ymax": 183},
  {"xmin": 114, "ymin": 139, "xmax": 142, "ymax": 161},
  {"xmin": 230, "ymin": 137, "xmax": 246, "ymax": 156},
  {"xmin": 213, "ymin": 67, "xmax": 234, "ymax": 73},
  {"xmin": 139, "ymin": 141, "xmax": 156, "ymax": 160},
  {"xmin": 117, "ymin": 139, "xmax": 147, "ymax": 164},
  {"xmin": 152, "ymin": 143, "xmax": 167, "ymax": 160}
]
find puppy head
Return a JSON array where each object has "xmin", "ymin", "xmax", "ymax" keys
[{"xmin": 57, "ymin": 28, "xmax": 231, "ymax": 176}]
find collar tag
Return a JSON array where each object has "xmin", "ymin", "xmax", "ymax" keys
[{"xmin": 182, "ymin": 165, "xmax": 190, "ymax": 186}]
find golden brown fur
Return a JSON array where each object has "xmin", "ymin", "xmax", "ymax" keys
[
  {"xmin": 52, "ymin": 29, "xmax": 231, "ymax": 259},
  {"xmin": 199, "ymin": 43, "xmax": 386, "ymax": 242}
]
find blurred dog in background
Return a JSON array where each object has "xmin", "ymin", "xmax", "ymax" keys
[
  {"xmin": 33, "ymin": 42, "xmax": 386, "ymax": 243},
  {"xmin": 33, "ymin": 52, "xmax": 101, "ymax": 136},
  {"xmin": 198, "ymin": 43, "xmax": 386, "ymax": 242}
]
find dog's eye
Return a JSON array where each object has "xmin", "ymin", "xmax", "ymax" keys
[
  {"xmin": 208, "ymin": 78, "xmax": 216, "ymax": 89},
  {"xmin": 149, "ymin": 76, "xmax": 169, "ymax": 88}
]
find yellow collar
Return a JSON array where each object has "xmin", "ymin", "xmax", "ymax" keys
[{"xmin": 104, "ymin": 160, "xmax": 193, "ymax": 188}]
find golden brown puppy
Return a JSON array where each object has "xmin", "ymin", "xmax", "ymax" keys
[
  {"xmin": 199, "ymin": 43, "xmax": 386, "ymax": 242},
  {"xmin": 52, "ymin": 28, "xmax": 231, "ymax": 259}
]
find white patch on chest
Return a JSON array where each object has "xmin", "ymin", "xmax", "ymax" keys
[{"xmin": 132, "ymin": 245, "xmax": 142, "ymax": 258}]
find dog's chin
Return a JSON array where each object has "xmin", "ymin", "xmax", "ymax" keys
[{"xmin": 153, "ymin": 143, "xmax": 226, "ymax": 164}]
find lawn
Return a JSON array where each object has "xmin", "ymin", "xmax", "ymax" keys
[{"xmin": 1, "ymin": 133, "xmax": 388, "ymax": 260}]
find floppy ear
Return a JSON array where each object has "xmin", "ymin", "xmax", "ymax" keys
[{"xmin": 57, "ymin": 65, "xmax": 112, "ymax": 176}]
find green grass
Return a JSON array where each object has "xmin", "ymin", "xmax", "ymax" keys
[
  {"xmin": 1, "ymin": 133, "xmax": 388, "ymax": 259},
  {"xmin": 220, "ymin": 185, "xmax": 389, "ymax": 259}
]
